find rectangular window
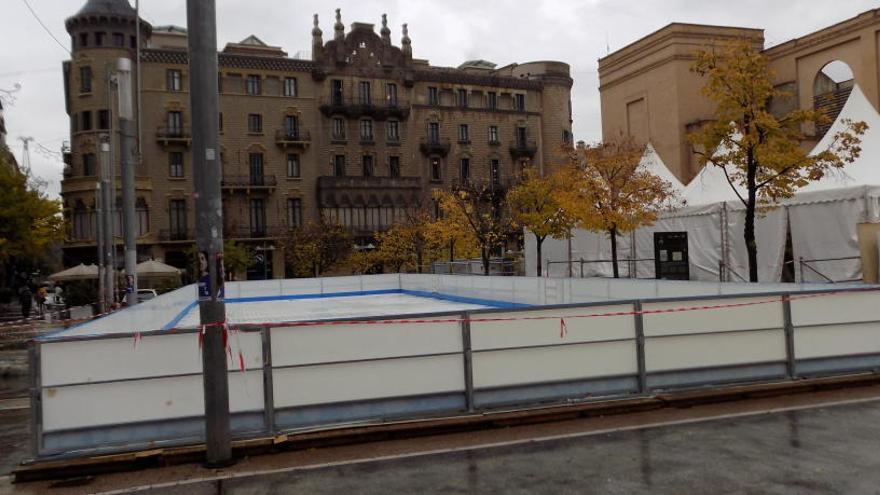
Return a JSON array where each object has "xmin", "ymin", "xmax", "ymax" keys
[
  {"xmin": 362, "ymin": 155, "xmax": 374, "ymax": 177},
  {"xmin": 428, "ymin": 122, "xmax": 440, "ymax": 142},
  {"xmin": 169, "ymin": 152, "xmax": 184, "ymax": 178},
  {"xmin": 334, "ymin": 154, "xmax": 346, "ymax": 177},
  {"xmin": 491, "ymin": 159, "xmax": 501, "ymax": 185},
  {"xmin": 112, "ymin": 32, "xmax": 125, "ymax": 47},
  {"xmin": 219, "ymin": 112, "xmax": 223, "ymax": 132},
  {"xmin": 428, "ymin": 87, "xmax": 439, "ymax": 105},
  {"xmin": 284, "ymin": 115, "xmax": 299, "ymax": 138},
  {"xmin": 457, "ymin": 89, "xmax": 468, "ymax": 108},
  {"xmin": 458, "ymin": 124, "xmax": 469, "ymax": 143},
  {"xmin": 79, "ymin": 33, "xmax": 88, "ymax": 48},
  {"xmin": 331, "ymin": 79, "xmax": 343, "ymax": 105},
  {"xmin": 487, "ymin": 92, "xmax": 497, "ymax": 110},
  {"xmin": 386, "ymin": 120, "xmax": 399, "ymax": 142},
  {"xmin": 287, "ymin": 198, "xmax": 303, "ymax": 227},
  {"xmin": 460, "ymin": 158, "xmax": 470, "ymax": 181},
  {"xmin": 169, "ymin": 199, "xmax": 187, "ymax": 238},
  {"xmin": 249, "ymin": 199, "xmax": 266, "ymax": 237},
  {"xmin": 248, "ymin": 153, "xmax": 264, "ymax": 185},
  {"xmin": 97, "ymin": 110, "xmax": 110, "ymax": 130},
  {"xmin": 130, "ymin": 35, "xmax": 136, "ymax": 49},
  {"xmin": 82, "ymin": 153, "xmax": 96, "ymax": 176},
  {"xmin": 167, "ymin": 111, "xmax": 182, "ymax": 135},
  {"xmin": 79, "ymin": 66, "xmax": 92, "ymax": 93},
  {"xmin": 94, "ymin": 32, "xmax": 105, "ymax": 46},
  {"xmin": 431, "ymin": 157, "xmax": 442, "ymax": 182},
  {"xmin": 386, "ymin": 83, "xmax": 398, "ymax": 106},
  {"xmin": 246, "ymin": 74, "xmax": 261, "ymax": 95},
  {"xmin": 283, "ymin": 77, "xmax": 298, "ymax": 97},
  {"xmin": 516, "ymin": 126, "xmax": 528, "ymax": 146},
  {"xmin": 515, "ymin": 94, "xmax": 526, "ymax": 111},
  {"xmin": 389, "ymin": 156, "xmax": 400, "ymax": 178},
  {"xmin": 332, "ymin": 117, "xmax": 346, "ymax": 140},
  {"xmin": 360, "ymin": 119, "xmax": 374, "ymax": 141},
  {"xmin": 358, "ymin": 81, "xmax": 371, "ymax": 105},
  {"xmin": 247, "ymin": 113, "xmax": 263, "ymax": 133},
  {"xmin": 562, "ymin": 129, "xmax": 572, "ymax": 144},
  {"xmin": 489, "ymin": 125, "xmax": 499, "ymax": 144},
  {"xmin": 167, "ymin": 69, "xmax": 182, "ymax": 91},
  {"xmin": 81, "ymin": 111, "xmax": 92, "ymax": 131},
  {"xmin": 286, "ymin": 154, "xmax": 300, "ymax": 178}
]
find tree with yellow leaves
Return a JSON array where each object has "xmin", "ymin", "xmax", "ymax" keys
[
  {"xmin": 0, "ymin": 146, "xmax": 63, "ymax": 285},
  {"xmin": 435, "ymin": 182, "xmax": 514, "ymax": 276},
  {"xmin": 689, "ymin": 39, "xmax": 867, "ymax": 282},
  {"xmin": 282, "ymin": 220, "xmax": 351, "ymax": 277},
  {"xmin": 507, "ymin": 168, "xmax": 576, "ymax": 277},
  {"xmin": 560, "ymin": 139, "xmax": 677, "ymax": 278}
]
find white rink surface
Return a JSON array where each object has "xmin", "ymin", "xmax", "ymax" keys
[{"xmin": 175, "ymin": 293, "xmax": 488, "ymax": 328}]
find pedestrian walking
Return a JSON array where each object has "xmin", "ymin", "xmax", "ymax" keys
[
  {"xmin": 18, "ymin": 286, "xmax": 33, "ymax": 320},
  {"xmin": 36, "ymin": 285, "xmax": 48, "ymax": 315}
]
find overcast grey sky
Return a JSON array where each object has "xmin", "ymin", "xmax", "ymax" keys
[{"xmin": 2, "ymin": 0, "xmax": 878, "ymax": 198}]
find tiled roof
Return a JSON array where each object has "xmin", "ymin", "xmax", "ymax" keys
[{"xmin": 142, "ymin": 49, "xmax": 315, "ymax": 72}]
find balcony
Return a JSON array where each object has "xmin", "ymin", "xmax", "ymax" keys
[
  {"xmin": 159, "ymin": 228, "xmax": 194, "ymax": 242},
  {"xmin": 275, "ymin": 129, "xmax": 311, "ymax": 149},
  {"xmin": 226, "ymin": 226, "xmax": 285, "ymax": 240},
  {"xmin": 221, "ymin": 175, "xmax": 277, "ymax": 192},
  {"xmin": 419, "ymin": 137, "xmax": 451, "ymax": 157},
  {"xmin": 509, "ymin": 139, "xmax": 538, "ymax": 159},
  {"xmin": 156, "ymin": 126, "xmax": 191, "ymax": 147},
  {"xmin": 317, "ymin": 176, "xmax": 421, "ymax": 191},
  {"xmin": 319, "ymin": 96, "xmax": 411, "ymax": 121},
  {"xmin": 451, "ymin": 177, "xmax": 517, "ymax": 194}
]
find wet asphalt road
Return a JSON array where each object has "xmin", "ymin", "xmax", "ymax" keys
[{"xmin": 127, "ymin": 398, "xmax": 880, "ymax": 495}]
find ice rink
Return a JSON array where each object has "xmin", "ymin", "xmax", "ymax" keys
[{"xmin": 174, "ymin": 292, "xmax": 490, "ymax": 328}]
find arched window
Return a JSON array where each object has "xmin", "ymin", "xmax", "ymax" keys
[{"xmin": 813, "ymin": 60, "xmax": 855, "ymax": 135}]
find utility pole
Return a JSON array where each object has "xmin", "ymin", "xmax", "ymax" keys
[
  {"xmin": 118, "ymin": 58, "xmax": 138, "ymax": 304},
  {"xmin": 186, "ymin": 0, "xmax": 232, "ymax": 467},
  {"xmin": 99, "ymin": 135, "xmax": 114, "ymax": 311},
  {"xmin": 96, "ymin": 182, "xmax": 106, "ymax": 314}
]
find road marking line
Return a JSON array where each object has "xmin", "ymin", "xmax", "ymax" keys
[{"xmin": 93, "ymin": 394, "xmax": 880, "ymax": 494}]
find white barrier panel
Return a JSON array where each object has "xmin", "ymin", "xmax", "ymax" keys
[
  {"xmin": 645, "ymin": 331, "xmax": 785, "ymax": 372},
  {"xmin": 273, "ymin": 355, "xmax": 464, "ymax": 408},
  {"xmin": 470, "ymin": 306, "xmax": 635, "ymax": 351},
  {"xmin": 474, "ymin": 342, "xmax": 637, "ymax": 389},
  {"xmin": 643, "ymin": 297, "xmax": 785, "ymax": 372},
  {"xmin": 42, "ymin": 370, "xmax": 263, "ymax": 432},
  {"xmin": 792, "ymin": 291, "xmax": 880, "ymax": 359},
  {"xmin": 270, "ymin": 319, "xmax": 462, "ymax": 367},
  {"xmin": 41, "ymin": 332, "xmax": 263, "ymax": 387}
]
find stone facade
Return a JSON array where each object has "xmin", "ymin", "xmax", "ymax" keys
[
  {"xmin": 599, "ymin": 9, "xmax": 880, "ymax": 183},
  {"xmin": 60, "ymin": 1, "xmax": 573, "ymax": 279}
]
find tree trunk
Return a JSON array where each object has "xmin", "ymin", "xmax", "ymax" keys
[
  {"xmin": 609, "ymin": 227, "xmax": 620, "ymax": 279},
  {"xmin": 449, "ymin": 240, "xmax": 455, "ymax": 262},
  {"xmin": 416, "ymin": 249, "xmax": 423, "ymax": 274},
  {"xmin": 481, "ymin": 247, "xmax": 490, "ymax": 276},
  {"xmin": 535, "ymin": 236, "xmax": 544, "ymax": 277},
  {"xmin": 746, "ymin": 150, "xmax": 759, "ymax": 282}
]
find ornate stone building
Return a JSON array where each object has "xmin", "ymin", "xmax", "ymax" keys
[
  {"xmin": 598, "ymin": 9, "xmax": 880, "ymax": 183},
  {"xmin": 60, "ymin": 0, "xmax": 573, "ymax": 279}
]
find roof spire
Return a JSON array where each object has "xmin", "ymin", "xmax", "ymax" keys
[
  {"xmin": 334, "ymin": 8, "xmax": 344, "ymax": 41},
  {"xmin": 312, "ymin": 14, "xmax": 323, "ymax": 60},
  {"xmin": 401, "ymin": 23, "xmax": 412, "ymax": 60},
  {"xmin": 380, "ymin": 13, "xmax": 391, "ymax": 44}
]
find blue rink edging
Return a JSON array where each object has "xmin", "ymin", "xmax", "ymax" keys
[{"xmin": 162, "ymin": 289, "xmax": 528, "ymax": 330}]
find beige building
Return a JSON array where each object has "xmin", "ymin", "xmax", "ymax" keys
[
  {"xmin": 60, "ymin": 1, "xmax": 573, "ymax": 279},
  {"xmin": 599, "ymin": 9, "xmax": 880, "ymax": 183}
]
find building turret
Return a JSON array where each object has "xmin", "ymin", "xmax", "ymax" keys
[
  {"xmin": 334, "ymin": 8, "xmax": 345, "ymax": 41},
  {"xmin": 380, "ymin": 14, "xmax": 391, "ymax": 46},
  {"xmin": 311, "ymin": 13, "xmax": 323, "ymax": 60},
  {"xmin": 401, "ymin": 23, "xmax": 412, "ymax": 61}
]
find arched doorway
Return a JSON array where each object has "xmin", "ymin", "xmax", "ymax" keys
[{"xmin": 813, "ymin": 60, "xmax": 855, "ymax": 136}]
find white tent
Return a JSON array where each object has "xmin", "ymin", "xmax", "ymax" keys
[
  {"xmin": 529, "ymin": 85, "xmax": 880, "ymax": 283},
  {"xmin": 642, "ymin": 144, "xmax": 686, "ymax": 194}
]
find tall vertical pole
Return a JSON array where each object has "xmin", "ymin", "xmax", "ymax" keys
[
  {"xmin": 187, "ymin": 0, "xmax": 231, "ymax": 467},
  {"xmin": 99, "ymin": 136, "xmax": 114, "ymax": 311},
  {"xmin": 118, "ymin": 58, "xmax": 138, "ymax": 304},
  {"xmin": 95, "ymin": 183, "xmax": 106, "ymax": 314}
]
